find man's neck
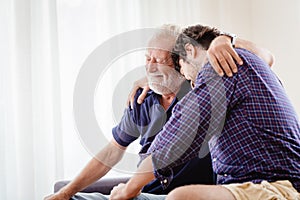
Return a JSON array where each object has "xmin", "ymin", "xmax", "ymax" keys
[{"xmin": 160, "ymin": 93, "xmax": 176, "ymax": 110}]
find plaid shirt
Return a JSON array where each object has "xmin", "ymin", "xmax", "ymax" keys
[
  {"xmin": 112, "ymin": 82, "xmax": 215, "ymax": 194},
  {"xmin": 148, "ymin": 48, "xmax": 300, "ymax": 191}
]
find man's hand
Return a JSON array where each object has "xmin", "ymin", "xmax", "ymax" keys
[
  {"xmin": 109, "ymin": 155, "xmax": 155, "ymax": 200},
  {"xmin": 126, "ymin": 76, "xmax": 149, "ymax": 109},
  {"xmin": 207, "ymin": 35, "xmax": 243, "ymax": 77},
  {"xmin": 109, "ymin": 183, "xmax": 141, "ymax": 200}
]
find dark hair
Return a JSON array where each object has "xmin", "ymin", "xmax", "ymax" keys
[{"xmin": 172, "ymin": 24, "xmax": 221, "ymax": 72}]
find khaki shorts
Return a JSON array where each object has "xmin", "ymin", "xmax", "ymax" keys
[{"xmin": 222, "ymin": 180, "xmax": 300, "ymax": 200}]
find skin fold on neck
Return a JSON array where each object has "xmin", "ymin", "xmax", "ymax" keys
[{"xmin": 160, "ymin": 93, "xmax": 176, "ymax": 110}]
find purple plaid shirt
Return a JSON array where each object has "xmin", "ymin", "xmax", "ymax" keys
[{"xmin": 148, "ymin": 48, "xmax": 300, "ymax": 191}]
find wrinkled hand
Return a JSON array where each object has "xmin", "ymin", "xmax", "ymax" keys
[
  {"xmin": 207, "ymin": 35, "xmax": 243, "ymax": 77},
  {"xmin": 44, "ymin": 191, "xmax": 70, "ymax": 200},
  {"xmin": 127, "ymin": 76, "xmax": 149, "ymax": 109},
  {"xmin": 109, "ymin": 183, "xmax": 140, "ymax": 200}
]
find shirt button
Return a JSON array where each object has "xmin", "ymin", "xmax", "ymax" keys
[
  {"xmin": 212, "ymin": 158, "xmax": 217, "ymax": 162},
  {"xmin": 163, "ymin": 179, "xmax": 168, "ymax": 184},
  {"xmin": 224, "ymin": 174, "xmax": 228, "ymax": 177}
]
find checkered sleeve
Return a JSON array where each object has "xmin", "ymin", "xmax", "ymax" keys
[{"xmin": 148, "ymin": 67, "xmax": 230, "ymax": 188}]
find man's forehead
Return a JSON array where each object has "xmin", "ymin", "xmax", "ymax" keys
[
  {"xmin": 146, "ymin": 48, "xmax": 171, "ymax": 54},
  {"xmin": 148, "ymin": 37, "xmax": 173, "ymax": 49},
  {"xmin": 145, "ymin": 49, "xmax": 172, "ymax": 60}
]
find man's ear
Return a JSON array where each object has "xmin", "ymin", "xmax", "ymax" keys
[{"xmin": 184, "ymin": 43, "xmax": 196, "ymax": 58}]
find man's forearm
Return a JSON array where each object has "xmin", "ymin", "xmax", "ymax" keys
[
  {"xmin": 122, "ymin": 155, "xmax": 155, "ymax": 198},
  {"xmin": 59, "ymin": 140, "xmax": 126, "ymax": 198},
  {"xmin": 60, "ymin": 157, "xmax": 111, "ymax": 198},
  {"xmin": 235, "ymin": 38, "xmax": 275, "ymax": 67}
]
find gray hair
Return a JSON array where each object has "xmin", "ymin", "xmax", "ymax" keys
[{"xmin": 148, "ymin": 24, "xmax": 182, "ymax": 50}]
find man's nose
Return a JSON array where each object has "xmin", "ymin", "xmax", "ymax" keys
[{"xmin": 146, "ymin": 63, "xmax": 158, "ymax": 73}]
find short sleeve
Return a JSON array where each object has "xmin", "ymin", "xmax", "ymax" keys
[{"xmin": 112, "ymin": 107, "xmax": 140, "ymax": 147}]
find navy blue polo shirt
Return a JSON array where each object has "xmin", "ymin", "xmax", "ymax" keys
[{"xmin": 112, "ymin": 80, "xmax": 215, "ymax": 194}]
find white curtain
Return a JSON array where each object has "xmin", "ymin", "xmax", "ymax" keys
[
  {"xmin": 0, "ymin": 0, "xmax": 63, "ymax": 199},
  {"xmin": 1, "ymin": 0, "xmax": 300, "ymax": 199}
]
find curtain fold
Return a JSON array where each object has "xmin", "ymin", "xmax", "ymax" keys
[{"xmin": 0, "ymin": 0, "xmax": 63, "ymax": 199}]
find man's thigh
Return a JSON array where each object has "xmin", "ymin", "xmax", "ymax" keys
[
  {"xmin": 71, "ymin": 192, "xmax": 166, "ymax": 200},
  {"xmin": 133, "ymin": 193, "xmax": 166, "ymax": 200},
  {"xmin": 166, "ymin": 185, "xmax": 235, "ymax": 200},
  {"xmin": 223, "ymin": 180, "xmax": 300, "ymax": 200},
  {"xmin": 71, "ymin": 192, "xmax": 109, "ymax": 200}
]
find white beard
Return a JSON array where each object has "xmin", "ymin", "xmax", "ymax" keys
[{"xmin": 148, "ymin": 70, "xmax": 185, "ymax": 95}]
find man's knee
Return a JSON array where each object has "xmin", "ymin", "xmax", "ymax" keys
[{"xmin": 166, "ymin": 186, "xmax": 189, "ymax": 200}]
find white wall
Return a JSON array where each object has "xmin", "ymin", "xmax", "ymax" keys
[{"xmin": 250, "ymin": 0, "xmax": 300, "ymax": 115}]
